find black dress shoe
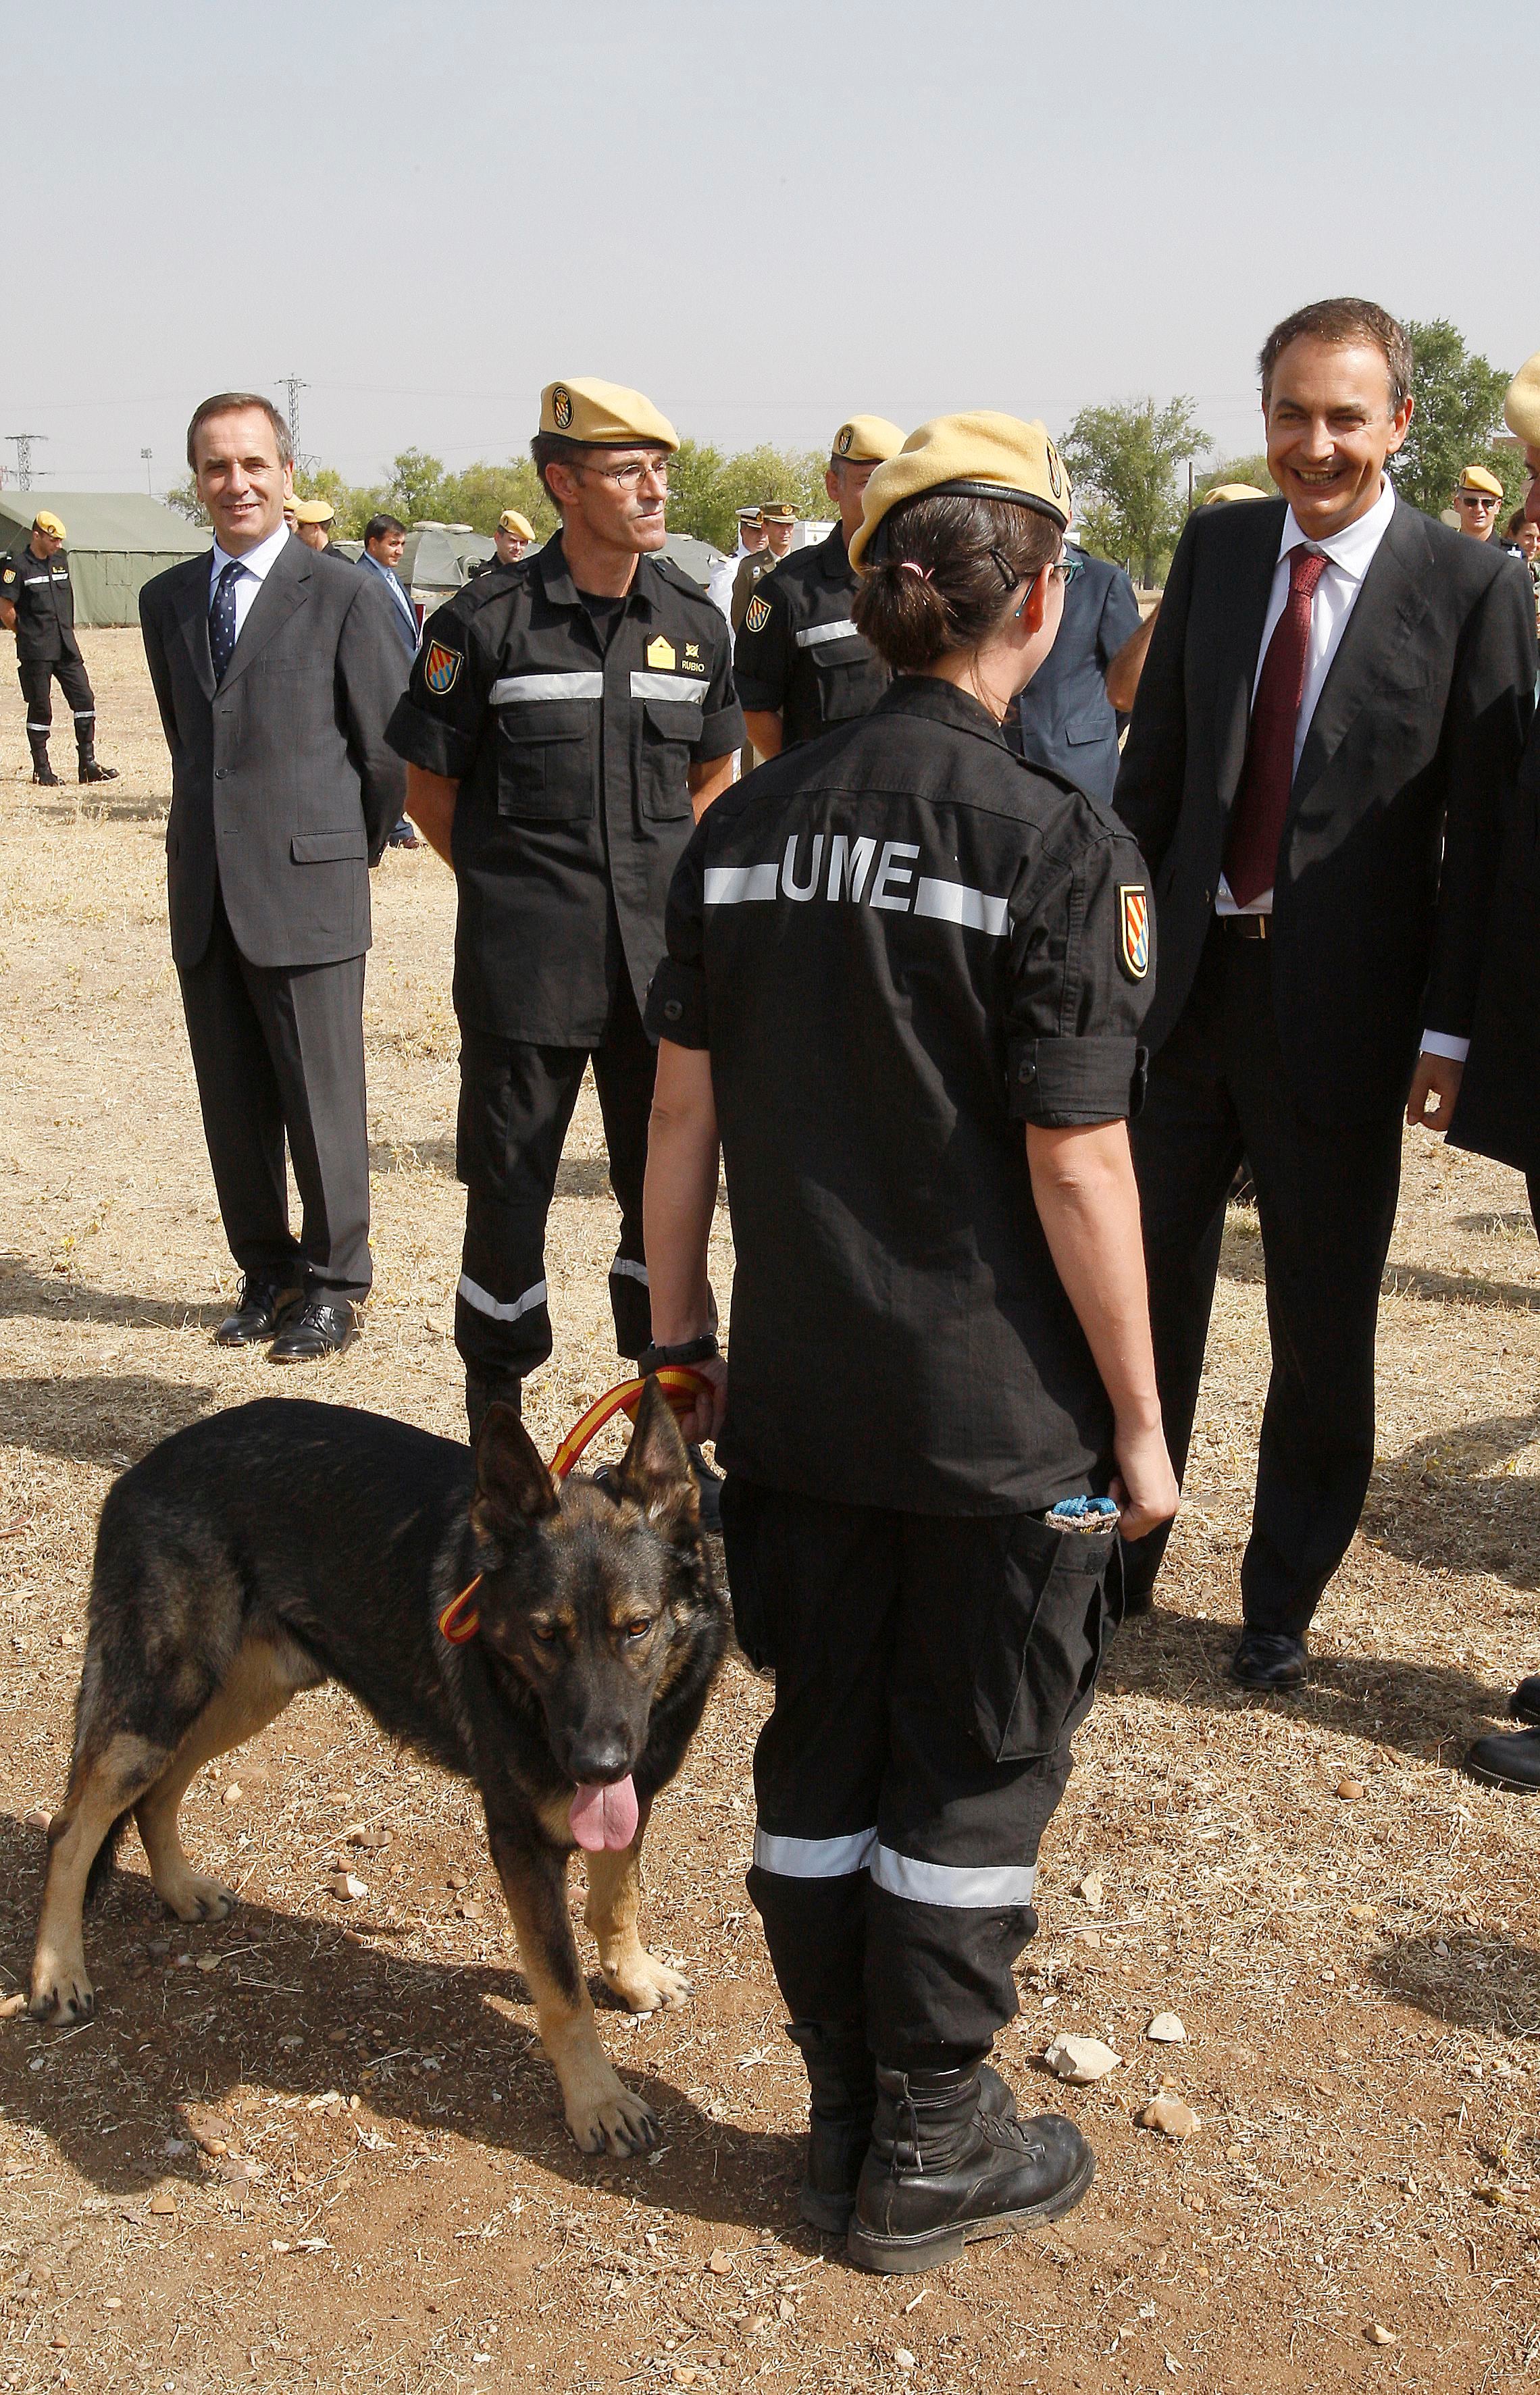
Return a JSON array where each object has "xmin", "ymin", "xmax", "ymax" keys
[
  {"xmin": 1510, "ymin": 1676, "xmax": 1540, "ymax": 1726},
  {"xmin": 1468, "ymin": 1726, "xmax": 1540, "ymax": 1791},
  {"xmin": 268, "ymin": 1299, "xmax": 358, "ymax": 1362},
  {"xmin": 214, "ymin": 1277, "xmax": 304, "ymax": 1347},
  {"xmin": 1229, "ymin": 1628, "xmax": 1309, "ymax": 1691}
]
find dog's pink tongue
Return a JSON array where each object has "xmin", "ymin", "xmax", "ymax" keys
[{"xmin": 569, "ymin": 1774, "xmax": 639, "ymax": 1853}]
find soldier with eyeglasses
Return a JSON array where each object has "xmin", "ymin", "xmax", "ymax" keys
[{"xmin": 386, "ymin": 379, "xmax": 743, "ymax": 1458}]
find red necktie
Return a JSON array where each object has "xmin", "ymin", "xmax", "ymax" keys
[{"xmin": 1223, "ymin": 546, "xmax": 1329, "ymax": 908}]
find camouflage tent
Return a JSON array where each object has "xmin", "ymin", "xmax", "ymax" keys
[{"xmin": 0, "ymin": 492, "xmax": 209, "ymax": 627}]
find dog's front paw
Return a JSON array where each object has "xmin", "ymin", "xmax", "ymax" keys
[
  {"xmin": 567, "ymin": 2075, "xmax": 661, "ymax": 2159},
  {"xmin": 601, "ymin": 1948, "xmax": 691, "ymax": 2015},
  {"xmin": 28, "ymin": 1951, "xmax": 94, "ymax": 2024},
  {"xmin": 157, "ymin": 1870, "xmax": 237, "ymax": 1924}
]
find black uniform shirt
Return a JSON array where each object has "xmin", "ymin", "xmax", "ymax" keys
[
  {"xmin": 732, "ymin": 523, "xmax": 890, "ymax": 749},
  {"xmin": 646, "ymin": 677, "xmax": 1154, "ymax": 1516},
  {"xmin": 386, "ymin": 536, "xmax": 742, "ymax": 1044},
  {"xmin": 1, "ymin": 544, "xmax": 80, "ymax": 663}
]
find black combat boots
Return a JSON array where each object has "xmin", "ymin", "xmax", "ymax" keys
[
  {"xmin": 28, "ymin": 730, "xmax": 57, "ymax": 786},
  {"xmin": 76, "ymin": 728, "xmax": 118, "ymax": 783},
  {"xmin": 847, "ymin": 2057, "xmax": 1094, "ymax": 2273},
  {"xmin": 787, "ymin": 2026, "xmax": 1017, "ymax": 2236}
]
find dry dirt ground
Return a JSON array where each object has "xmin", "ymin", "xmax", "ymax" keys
[{"xmin": 3, "ymin": 633, "xmax": 1540, "ymax": 2395}]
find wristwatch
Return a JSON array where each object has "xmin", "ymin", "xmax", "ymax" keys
[{"xmin": 637, "ymin": 1334, "xmax": 720, "ymax": 1376}]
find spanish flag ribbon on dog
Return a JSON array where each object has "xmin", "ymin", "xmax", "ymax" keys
[{"xmin": 436, "ymin": 1366, "xmax": 717, "ymax": 1644}]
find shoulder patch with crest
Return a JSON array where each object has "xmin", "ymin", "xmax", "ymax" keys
[
  {"xmin": 1118, "ymin": 883, "xmax": 1150, "ymax": 981},
  {"xmin": 1, "ymin": 566, "xmax": 14, "ymax": 583},
  {"xmin": 424, "ymin": 641, "xmax": 462, "ymax": 697},
  {"xmin": 744, "ymin": 593, "xmax": 772, "ymax": 636}
]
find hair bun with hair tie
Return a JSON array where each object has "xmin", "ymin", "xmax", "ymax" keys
[{"xmin": 898, "ymin": 561, "xmax": 933, "ymax": 582}]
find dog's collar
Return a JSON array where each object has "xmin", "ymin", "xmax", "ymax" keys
[{"xmin": 440, "ymin": 1367, "xmax": 715, "ymax": 1647}]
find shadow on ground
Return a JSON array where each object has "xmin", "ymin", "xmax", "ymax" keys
[
  {"xmin": 1369, "ymin": 1928, "xmax": 1540, "ymax": 2039},
  {"xmin": 0, "ymin": 1373, "xmax": 215, "ymax": 1467},
  {"xmin": 33, "ymin": 797, "xmax": 169, "ymax": 825},
  {"xmin": 1363, "ymin": 1412, "xmax": 1540, "ymax": 1589},
  {"xmin": 364, "ymin": 1145, "xmax": 613, "ymax": 1201},
  {"xmin": 1106, "ymin": 1602, "xmax": 1521, "ymax": 1764},
  {"xmin": 0, "ymin": 1254, "xmax": 219, "ymax": 1333},
  {"xmin": 1217, "ymin": 1222, "xmax": 1540, "ymax": 1313},
  {"xmin": 0, "ymin": 1815, "xmax": 803, "ymax": 2234}
]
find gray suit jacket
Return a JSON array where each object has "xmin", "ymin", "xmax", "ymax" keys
[{"xmin": 140, "ymin": 535, "xmax": 409, "ymax": 971}]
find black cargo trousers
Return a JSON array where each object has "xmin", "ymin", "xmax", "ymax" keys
[
  {"xmin": 722, "ymin": 1479, "xmax": 1121, "ymax": 2065},
  {"xmin": 453, "ymin": 972, "xmax": 657, "ymax": 1383}
]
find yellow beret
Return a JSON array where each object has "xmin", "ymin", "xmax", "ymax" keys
[
  {"xmin": 539, "ymin": 378, "xmax": 678, "ymax": 451},
  {"xmin": 497, "ymin": 509, "xmax": 534, "ymax": 540},
  {"xmin": 1201, "ymin": 482, "xmax": 1269, "ymax": 506},
  {"xmin": 1506, "ymin": 351, "xmax": 1540, "ymax": 446},
  {"xmin": 32, "ymin": 511, "xmax": 66, "ymax": 538},
  {"xmin": 761, "ymin": 501, "xmax": 797, "ymax": 523},
  {"xmin": 849, "ymin": 411, "xmax": 1071, "ymax": 573},
  {"xmin": 290, "ymin": 498, "xmax": 335, "ymax": 524},
  {"xmin": 1456, "ymin": 464, "xmax": 1504, "ymax": 498},
  {"xmin": 832, "ymin": 415, "xmax": 906, "ymax": 465}
]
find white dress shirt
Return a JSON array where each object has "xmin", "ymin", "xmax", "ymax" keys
[
  {"xmin": 1217, "ymin": 473, "xmax": 1397, "ymax": 918},
  {"xmin": 208, "ymin": 521, "xmax": 292, "ymax": 645}
]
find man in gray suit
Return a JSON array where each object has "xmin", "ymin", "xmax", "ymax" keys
[{"xmin": 140, "ymin": 391, "xmax": 409, "ymax": 1360}]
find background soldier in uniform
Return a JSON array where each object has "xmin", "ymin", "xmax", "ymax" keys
[
  {"xmin": 0, "ymin": 512, "xmax": 118, "ymax": 785},
  {"xmin": 467, "ymin": 508, "xmax": 536, "ymax": 579},
  {"xmin": 734, "ymin": 416, "xmax": 904, "ymax": 759},
  {"xmin": 707, "ymin": 505, "xmax": 767, "ymax": 625},
  {"xmin": 729, "ymin": 500, "xmax": 796, "ymax": 632},
  {"xmin": 386, "ymin": 378, "xmax": 742, "ymax": 1456}
]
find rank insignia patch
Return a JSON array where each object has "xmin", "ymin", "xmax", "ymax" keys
[
  {"xmin": 552, "ymin": 384, "xmax": 573, "ymax": 430},
  {"xmin": 646, "ymin": 634, "xmax": 677, "ymax": 670},
  {"xmin": 684, "ymin": 642, "xmax": 699, "ymax": 659},
  {"xmin": 744, "ymin": 594, "xmax": 772, "ymax": 636},
  {"xmin": 1118, "ymin": 883, "xmax": 1150, "ymax": 981},
  {"xmin": 424, "ymin": 641, "xmax": 463, "ymax": 696}
]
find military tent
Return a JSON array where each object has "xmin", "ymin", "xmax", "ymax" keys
[{"xmin": 0, "ymin": 492, "xmax": 210, "ymax": 626}]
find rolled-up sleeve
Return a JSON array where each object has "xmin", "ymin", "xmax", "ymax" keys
[
  {"xmin": 644, "ymin": 821, "xmax": 711, "ymax": 1048},
  {"xmin": 1004, "ymin": 828, "xmax": 1154, "ymax": 1125},
  {"xmin": 694, "ymin": 611, "xmax": 746, "ymax": 763}
]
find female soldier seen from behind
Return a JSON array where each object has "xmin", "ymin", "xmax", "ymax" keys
[{"xmin": 641, "ymin": 415, "xmax": 1179, "ymax": 2273}]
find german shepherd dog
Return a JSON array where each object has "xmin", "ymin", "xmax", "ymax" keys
[{"xmin": 28, "ymin": 1383, "xmax": 727, "ymax": 2158}]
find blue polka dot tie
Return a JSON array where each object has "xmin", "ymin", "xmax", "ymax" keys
[{"xmin": 209, "ymin": 559, "xmax": 245, "ymax": 685}]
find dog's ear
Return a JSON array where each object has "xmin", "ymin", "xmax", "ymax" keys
[
  {"xmin": 471, "ymin": 1401, "xmax": 558, "ymax": 1552},
  {"xmin": 613, "ymin": 1376, "xmax": 699, "ymax": 1530}
]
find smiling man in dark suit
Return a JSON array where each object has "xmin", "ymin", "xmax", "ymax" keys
[
  {"xmin": 1114, "ymin": 298, "xmax": 1537, "ymax": 1690},
  {"xmin": 140, "ymin": 392, "xmax": 409, "ymax": 1361}
]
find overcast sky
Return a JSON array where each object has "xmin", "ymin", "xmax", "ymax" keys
[{"xmin": 8, "ymin": 0, "xmax": 1536, "ymax": 496}]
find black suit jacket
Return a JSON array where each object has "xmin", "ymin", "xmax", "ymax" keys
[
  {"xmin": 1447, "ymin": 709, "xmax": 1540, "ymax": 1173},
  {"xmin": 1114, "ymin": 495, "xmax": 1537, "ymax": 1125},
  {"xmin": 140, "ymin": 536, "xmax": 409, "ymax": 971}
]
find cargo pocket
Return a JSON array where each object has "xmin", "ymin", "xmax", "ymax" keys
[
  {"xmin": 640, "ymin": 697, "xmax": 703, "ymax": 821},
  {"xmin": 494, "ymin": 702, "xmax": 596, "ymax": 821},
  {"xmin": 812, "ymin": 640, "xmax": 881, "ymax": 727},
  {"xmin": 970, "ymin": 1513, "xmax": 1119, "ymax": 1764},
  {"xmin": 717, "ymin": 1475, "xmax": 776, "ymax": 1672}
]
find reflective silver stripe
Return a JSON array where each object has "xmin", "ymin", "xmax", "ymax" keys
[
  {"xmin": 752, "ymin": 1827, "xmax": 877, "ymax": 1879},
  {"xmin": 72, "ymin": 709, "xmax": 95, "ymax": 721},
  {"xmin": 457, "ymin": 1272, "xmax": 548, "ymax": 1323},
  {"xmin": 630, "ymin": 671, "xmax": 708, "ymax": 703},
  {"xmin": 488, "ymin": 673, "xmax": 604, "ymax": 705},
  {"xmin": 913, "ymin": 877, "xmax": 1010, "ymax": 937},
  {"xmin": 704, "ymin": 862, "xmax": 780, "ymax": 906},
  {"xmin": 870, "ymin": 1845, "xmax": 1037, "ymax": 1910},
  {"xmin": 26, "ymin": 721, "xmax": 50, "ymax": 732},
  {"xmin": 795, "ymin": 617, "xmax": 858, "ymax": 648},
  {"xmin": 609, "ymin": 1258, "xmax": 649, "ymax": 1286}
]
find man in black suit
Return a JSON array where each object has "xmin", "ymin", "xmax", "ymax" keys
[
  {"xmin": 1115, "ymin": 298, "xmax": 1537, "ymax": 1690},
  {"xmin": 140, "ymin": 392, "xmax": 409, "ymax": 1361}
]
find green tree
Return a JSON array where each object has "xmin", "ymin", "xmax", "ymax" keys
[
  {"xmin": 1195, "ymin": 453, "xmax": 1277, "ymax": 500},
  {"xmin": 665, "ymin": 439, "xmax": 832, "ymax": 550},
  {"xmin": 1391, "ymin": 319, "xmax": 1523, "ymax": 518},
  {"xmin": 382, "ymin": 448, "xmax": 450, "ymax": 522},
  {"xmin": 435, "ymin": 458, "xmax": 558, "ymax": 538},
  {"xmin": 163, "ymin": 474, "xmax": 209, "ymax": 526},
  {"xmin": 1061, "ymin": 396, "xmax": 1209, "ymax": 586}
]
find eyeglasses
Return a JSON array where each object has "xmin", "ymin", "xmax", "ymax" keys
[
  {"xmin": 578, "ymin": 456, "xmax": 670, "ymax": 492},
  {"xmin": 1051, "ymin": 550, "xmax": 1084, "ymax": 584}
]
